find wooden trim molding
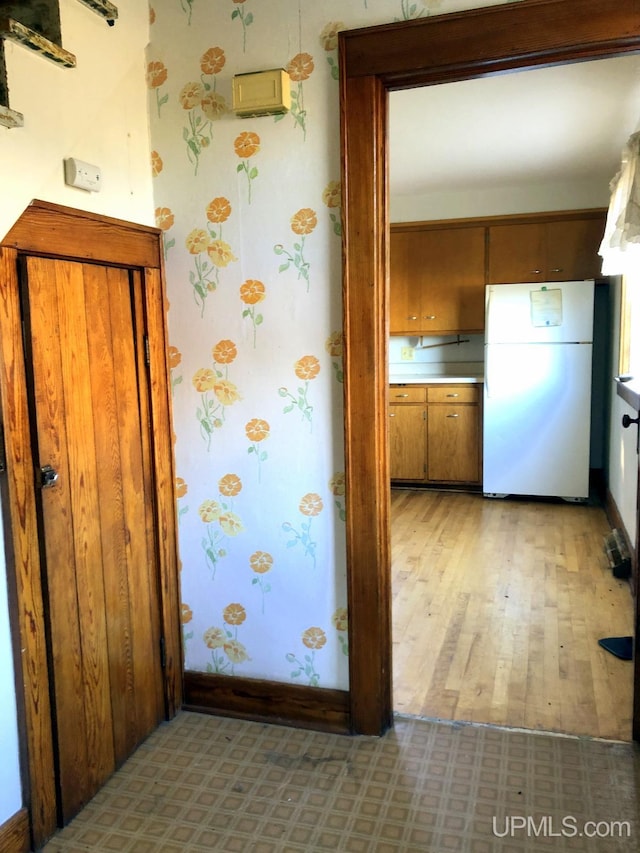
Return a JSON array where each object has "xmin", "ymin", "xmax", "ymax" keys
[
  {"xmin": 0, "ymin": 808, "xmax": 30, "ymax": 853},
  {"xmin": 339, "ymin": 0, "xmax": 640, "ymax": 736},
  {"xmin": 0, "ymin": 202, "xmax": 181, "ymax": 847},
  {"xmin": 183, "ymin": 672, "xmax": 350, "ymax": 735}
]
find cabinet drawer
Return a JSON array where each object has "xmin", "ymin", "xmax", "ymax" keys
[
  {"xmin": 388, "ymin": 386, "xmax": 427, "ymax": 403},
  {"xmin": 427, "ymin": 385, "xmax": 480, "ymax": 404}
]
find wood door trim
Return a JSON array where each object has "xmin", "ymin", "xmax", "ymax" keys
[
  {"xmin": 0, "ymin": 205, "xmax": 181, "ymax": 846},
  {"xmin": 339, "ymin": 0, "xmax": 640, "ymax": 736}
]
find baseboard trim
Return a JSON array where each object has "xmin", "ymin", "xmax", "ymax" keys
[
  {"xmin": 0, "ymin": 808, "xmax": 30, "ymax": 853},
  {"xmin": 183, "ymin": 672, "xmax": 351, "ymax": 734},
  {"xmin": 604, "ymin": 487, "xmax": 636, "ymax": 593}
]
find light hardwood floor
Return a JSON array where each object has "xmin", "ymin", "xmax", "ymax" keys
[{"xmin": 391, "ymin": 488, "xmax": 634, "ymax": 741}]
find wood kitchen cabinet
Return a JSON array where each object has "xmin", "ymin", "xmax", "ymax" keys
[
  {"xmin": 389, "ymin": 383, "xmax": 482, "ymax": 486},
  {"xmin": 487, "ymin": 212, "xmax": 606, "ymax": 284},
  {"xmin": 390, "ymin": 225, "xmax": 486, "ymax": 335},
  {"xmin": 388, "ymin": 386, "xmax": 426, "ymax": 480}
]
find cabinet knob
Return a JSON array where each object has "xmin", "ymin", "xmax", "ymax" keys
[
  {"xmin": 408, "ymin": 315, "xmax": 418, "ymax": 321},
  {"xmin": 395, "ymin": 393, "xmax": 409, "ymax": 398},
  {"xmin": 446, "ymin": 393, "xmax": 459, "ymax": 397},
  {"xmin": 423, "ymin": 315, "xmax": 436, "ymax": 320},
  {"xmin": 446, "ymin": 413, "xmax": 459, "ymax": 418},
  {"xmin": 389, "ymin": 412, "xmax": 396, "ymax": 417},
  {"xmin": 531, "ymin": 269, "xmax": 542, "ymax": 275},
  {"xmin": 549, "ymin": 267, "xmax": 563, "ymax": 273}
]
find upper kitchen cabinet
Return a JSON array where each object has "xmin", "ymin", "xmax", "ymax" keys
[
  {"xmin": 390, "ymin": 224, "xmax": 485, "ymax": 335},
  {"xmin": 487, "ymin": 210, "xmax": 606, "ymax": 284}
]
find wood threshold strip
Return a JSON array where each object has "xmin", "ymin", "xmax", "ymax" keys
[
  {"xmin": 183, "ymin": 672, "xmax": 351, "ymax": 735},
  {"xmin": 0, "ymin": 18, "xmax": 76, "ymax": 67}
]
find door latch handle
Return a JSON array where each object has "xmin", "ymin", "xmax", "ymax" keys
[
  {"xmin": 622, "ymin": 414, "xmax": 639, "ymax": 429},
  {"xmin": 40, "ymin": 465, "xmax": 59, "ymax": 489}
]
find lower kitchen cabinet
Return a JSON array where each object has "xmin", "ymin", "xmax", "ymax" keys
[{"xmin": 389, "ymin": 383, "xmax": 482, "ymax": 486}]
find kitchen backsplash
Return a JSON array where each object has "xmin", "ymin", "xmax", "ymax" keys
[{"xmin": 389, "ymin": 334, "xmax": 484, "ymax": 378}]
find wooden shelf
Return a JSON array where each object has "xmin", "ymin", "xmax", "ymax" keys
[
  {"xmin": 0, "ymin": 17, "xmax": 76, "ymax": 67},
  {"xmin": 0, "ymin": 102, "xmax": 24, "ymax": 128},
  {"xmin": 75, "ymin": 0, "xmax": 118, "ymax": 25}
]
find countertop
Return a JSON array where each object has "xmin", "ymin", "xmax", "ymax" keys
[{"xmin": 389, "ymin": 374, "xmax": 483, "ymax": 384}]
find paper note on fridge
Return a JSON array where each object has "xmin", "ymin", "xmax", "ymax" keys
[{"xmin": 530, "ymin": 288, "xmax": 563, "ymax": 327}]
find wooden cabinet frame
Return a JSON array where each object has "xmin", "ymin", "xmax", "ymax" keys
[
  {"xmin": 0, "ymin": 201, "xmax": 182, "ymax": 848},
  {"xmin": 339, "ymin": 0, "xmax": 640, "ymax": 737}
]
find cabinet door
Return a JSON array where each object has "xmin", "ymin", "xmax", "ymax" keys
[
  {"xmin": 488, "ymin": 223, "xmax": 545, "ymax": 284},
  {"xmin": 427, "ymin": 404, "xmax": 480, "ymax": 483},
  {"xmin": 389, "ymin": 230, "xmax": 424, "ymax": 334},
  {"xmin": 545, "ymin": 217, "xmax": 605, "ymax": 280},
  {"xmin": 389, "ymin": 404, "xmax": 426, "ymax": 480},
  {"xmin": 419, "ymin": 227, "xmax": 486, "ymax": 333}
]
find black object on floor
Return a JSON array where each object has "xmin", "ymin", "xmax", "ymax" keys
[{"xmin": 598, "ymin": 636, "xmax": 633, "ymax": 660}]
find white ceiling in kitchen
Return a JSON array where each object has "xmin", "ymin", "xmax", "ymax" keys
[{"xmin": 389, "ymin": 54, "xmax": 640, "ymax": 196}]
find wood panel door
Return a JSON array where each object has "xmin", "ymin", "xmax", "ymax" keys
[{"xmin": 21, "ymin": 255, "xmax": 165, "ymax": 824}]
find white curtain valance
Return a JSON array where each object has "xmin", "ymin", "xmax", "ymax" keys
[{"xmin": 599, "ymin": 130, "xmax": 640, "ymax": 276}]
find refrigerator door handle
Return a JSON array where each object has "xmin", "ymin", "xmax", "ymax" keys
[{"xmin": 485, "ymin": 345, "xmax": 492, "ymax": 398}]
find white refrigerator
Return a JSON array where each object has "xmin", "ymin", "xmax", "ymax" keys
[{"xmin": 483, "ymin": 280, "xmax": 594, "ymax": 501}]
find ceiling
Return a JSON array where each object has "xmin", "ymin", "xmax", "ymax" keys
[{"xmin": 389, "ymin": 54, "xmax": 640, "ymax": 197}]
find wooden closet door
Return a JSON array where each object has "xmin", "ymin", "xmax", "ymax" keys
[{"xmin": 21, "ymin": 255, "xmax": 164, "ymax": 824}]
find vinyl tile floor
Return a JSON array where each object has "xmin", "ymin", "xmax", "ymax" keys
[{"xmin": 41, "ymin": 711, "xmax": 639, "ymax": 852}]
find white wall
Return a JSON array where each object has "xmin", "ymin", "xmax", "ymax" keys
[{"xmin": 0, "ymin": 0, "xmax": 153, "ymax": 825}]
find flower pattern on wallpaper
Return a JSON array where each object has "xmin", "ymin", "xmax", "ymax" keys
[
  {"xmin": 234, "ymin": 131, "xmax": 260, "ymax": 203},
  {"xmin": 240, "ymin": 278, "xmax": 265, "ymax": 347},
  {"xmin": 151, "ymin": 150, "xmax": 163, "ymax": 177},
  {"xmin": 275, "ymin": 53, "xmax": 314, "ymax": 138},
  {"xmin": 319, "ymin": 22, "xmax": 344, "ymax": 81},
  {"xmin": 176, "ymin": 476, "xmax": 189, "ymax": 523},
  {"xmin": 182, "ymin": 602, "xmax": 194, "ymax": 654},
  {"xmin": 169, "ymin": 345, "xmax": 183, "ymax": 394},
  {"xmin": 325, "ymin": 331, "xmax": 343, "ymax": 384},
  {"xmin": 322, "ymin": 180, "xmax": 342, "ymax": 237},
  {"xmin": 203, "ymin": 602, "xmax": 251, "ymax": 675},
  {"xmin": 230, "ymin": 0, "xmax": 254, "ymax": 52},
  {"xmin": 155, "ymin": 205, "xmax": 175, "ymax": 256},
  {"xmin": 147, "ymin": 59, "xmax": 168, "ymax": 116},
  {"xmin": 282, "ymin": 492, "xmax": 323, "ymax": 569},
  {"xmin": 186, "ymin": 197, "xmax": 237, "ymax": 316},
  {"xmin": 274, "ymin": 208, "xmax": 317, "ymax": 292},
  {"xmin": 199, "ymin": 473, "xmax": 245, "ymax": 580},
  {"xmin": 278, "ymin": 354, "xmax": 320, "ymax": 431},
  {"xmin": 250, "ymin": 550, "xmax": 273, "ymax": 614},
  {"xmin": 245, "ymin": 417, "xmax": 270, "ymax": 482},
  {"xmin": 329, "ymin": 472, "xmax": 346, "ymax": 523},
  {"xmin": 286, "ymin": 627, "xmax": 326, "ymax": 686},
  {"xmin": 193, "ymin": 340, "xmax": 242, "ymax": 450},
  {"xmin": 332, "ymin": 607, "xmax": 348, "ymax": 657},
  {"xmin": 180, "ymin": 47, "xmax": 229, "ymax": 175}
]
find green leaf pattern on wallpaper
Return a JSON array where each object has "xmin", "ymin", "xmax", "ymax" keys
[
  {"xmin": 154, "ymin": 204, "xmax": 175, "ymax": 258},
  {"xmin": 186, "ymin": 197, "xmax": 237, "ymax": 316},
  {"xmin": 176, "ymin": 475, "xmax": 189, "ymax": 524},
  {"xmin": 325, "ymin": 331, "xmax": 344, "ymax": 385},
  {"xmin": 278, "ymin": 354, "xmax": 320, "ymax": 431},
  {"xmin": 230, "ymin": 0, "xmax": 254, "ymax": 52},
  {"xmin": 199, "ymin": 474, "xmax": 245, "ymax": 580},
  {"xmin": 181, "ymin": 47, "xmax": 229, "ymax": 175},
  {"xmin": 319, "ymin": 21, "xmax": 343, "ymax": 81},
  {"xmin": 250, "ymin": 550, "xmax": 273, "ymax": 615},
  {"xmin": 282, "ymin": 492, "xmax": 323, "ymax": 569},
  {"xmin": 193, "ymin": 340, "xmax": 242, "ymax": 450},
  {"xmin": 147, "ymin": 59, "xmax": 168, "ymax": 116},
  {"xmin": 204, "ymin": 603, "xmax": 251, "ymax": 675},
  {"xmin": 245, "ymin": 418, "xmax": 270, "ymax": 482},
  {"xmin": 274, "ymin": 208, "xmax": 317, "ymax": 291},
  {"xmin": 275, "ymin": 53, "xmax": 313, "ymax": 137},
  {"xmin": 240, "ymin": 279, "xmax": 266, "ymax": 347},
  {"xmin": 234, "ymin": 131, "xmax": 260, "ymax": 203}
]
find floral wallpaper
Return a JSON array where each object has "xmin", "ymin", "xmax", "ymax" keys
[{"xmin": 148, "ymin": 0, "xmax": 516, "ymax": 690}]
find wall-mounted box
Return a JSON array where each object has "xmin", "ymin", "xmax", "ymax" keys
[{"xmin": 232, "ymin": 69, "xmax": 291, "ymax": 117}]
